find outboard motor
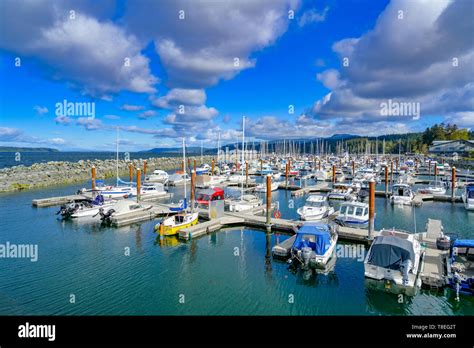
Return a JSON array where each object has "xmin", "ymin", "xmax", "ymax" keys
[
  {"xmin": 400, "ymin": 259, "xmax": 412, "ymax": 286},
  {"xmin": 301, "ymin": 246, "xmax": 312, "ymax": 269},
  {"xmin": 98, "ymin": 208, "xmax": 116, "ymax": 225},
  {"xmin": 57, "ymin": 203, "xmax": 79, "ymax": 219}
]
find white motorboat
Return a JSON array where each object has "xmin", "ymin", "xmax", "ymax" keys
[
  {"xmin": 196, "ymin": 164, "xmax": 211, "ymax": 175},
  {"xmin": 289, "ymin": 222, "xmax": 338, "ymax": 268},
  {"xmin": 228, "ymin": 174, "xmax": 247, "ymax": 184},
  {"xmin": 418, "ymin": 181, "xmax": 447, "ymax": 195},
  {"xmin": 314, "ymin": 169, "xmax": 329, "ymax": 181},
  {"xmin": 390, "ymin": 183, "xmax": 414, "ymax": 205},
  {"xmin": 228, "ymin": 194, "xmax": 263, "ymax": 212},
  {"xmin": 364, "ymin": 229, "xmax": 424, "ymax": 291},
  {"xmin": 145, "ymin": 170, "xmax": 169, "ymax": 184},
  {"xmin": 327, "ymin": 183, "xmax": 354, "ymax": 200},
  {"xmin": 297, "ymin": 194, "xmax": 334, "ymax": 221},
  {"xmin": 138, "ymin": 183, "xmax": 168, "ymax": 198},
  {"xmin": 462, "ymin": 184, "xmax": 474, "ymax": 211},
  {"xmin": 335, "ymin": 201, "xmax": 370, "ymax": 227},
  {"xmin": 57, "ymin": 195, "xmax": 115, "ymax": 219},
  {"xmin": 254, "ymin": 181, "xmax": 279, "ymax": 192},
  {"xmin": 97, "ymin": 200, "xmax": 153, "ymax": 224},
  {"xmin": 168, "ymin": 173, "xmax": 191, "ymax": 186}
]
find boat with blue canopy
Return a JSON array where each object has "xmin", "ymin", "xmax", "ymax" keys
[
  {"xmin": 449, "ymin": 239, "xmax": 474, "ymax": 298},
  {"xmin": 289, "ymin": 222, "xmax": 338, "ymax": 269}
]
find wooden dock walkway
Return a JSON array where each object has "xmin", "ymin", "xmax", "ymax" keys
[{"xmin": 418, "ymin": 219, "xmax": 449, "ymax": 289}]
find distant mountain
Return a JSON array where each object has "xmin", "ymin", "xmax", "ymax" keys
[
  {"xmin": 328, "ymin": 134, "xmax": 359, "ymax": 140},
  {"xmin": 0, "ymin": 146, "xmax": 59, "ymax": 152},
  {"xmin": 147, "ymin": 147, "xmax": 214, "ymax": 154}
]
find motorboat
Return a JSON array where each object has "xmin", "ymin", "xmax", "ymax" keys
[
  {"xmin": 155, "ymin": 206, "xmax": 199, "ymax": 236},
  {"xmin": 57, "ymin": 194, "xmax": 115, "ymax": 219},
  {"xmin": 418, "ymin": 181, "xmax": 447, "ymax": 195},
  {"xmin": 195, "ymin": 174, "xmax": 227, "ymax": 188},
  {"xmin": 196, "ymin": 187, "xmax": 225, "ymax": 206},
  {"xmin": 289, "ymin": 222, "xmax": 338, "ymax": 268},
  {"xmin": 168, "ymin": 172, "xmax": 191, "ymax": 186},
  {"xmin": 390, "ymin": 183, "xmax": 415, "ymax": 205},
  {"xmin": 227, "ymin": 194, "xmax": 262, "ymax": 212},
  {"xmin": 145, "ymin": 169, "xmax": 169, "ymax": 184},
  {"xmin": 138, "ymin": 183, "xmax": 168, "ymax": 198},
  {"xmin": 196, "ymin": 163, "xmax": 211, "ymax": 175},
  {"xmin": 327, "ymin": 183, "xmax": 355, "ymax": 200},
  {"xmin": 297, "ymin": 194, "xmax": 334, "ymax": 221},
  {"xmin": 254, "ymin": 181, "xmax": 279, "ymax": 192},
  {"xmin": 462, "ymin": 184, "xmax": 474, "ymax": 211},
  {"xmin": 314, "ymin": 169, "xmax": 329, "ymax": 181},
  {"xmin": 97, "ymin": 200, "xmax": 153, "ymax": 225},
  {"xmin": 448, "ymin": 239, "xmax": 474, "ymax": 297},
  {"xmin": 364, "ymin": 229, "xmax": 424, "ymax": 291},
  {"xmin": 256, "ymin": 164, "xmax": 273, "ymax": 175},
  {"xmin": 335, "ymin": 201, "xmax": 370, "ymax": 227}
]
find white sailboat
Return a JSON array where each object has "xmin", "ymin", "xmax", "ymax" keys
[
  {"xmin": 155, "ymin": 138, "xmax": 198, "ymax": 236},
  {"xmin": 228, "ymin": 116, "xmax": 263, "ymax": 212}
]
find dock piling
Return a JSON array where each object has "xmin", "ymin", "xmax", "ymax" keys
[
  {"xmin": 143, "ymin": 160, "xmax": 147, "ymax": 177},
  {"xmin": 129, "ymin": 163, "xmax": 133, "ymax": 183},
  {"xmin": 285, "ymin": 162, "xmax": 289, "ymax": 189},
  {"xmin": 332, "ymin": 164, "xmax": 336, "ymax": 185},
  {"xmin": 266, "ymin": 174, "xmax": 272, "ymax": 233},
  {"xmin": 211, "ymin": 159, "xmax": 215, "ymax": 175},
  {"xmin": 385, "ymin": 165, "xmax": 388, "ymax": 197},
  {"xmin": 451, "ymin": 166, "xmax": 456, "ymax": 202},
  {"xmin": 91, "ymin": 166, "xmax": 96, "ymax": 192},
  {"xmin": 136, "ymin": 168, "xmax": 141, "ymax": 202},
  {"xmin": 368, "ymin": 180, "xmax": 375, "ymax": 239},
  {"xmin": 191, "ymin": 170, "xmax": 196, "ymax": 212}
]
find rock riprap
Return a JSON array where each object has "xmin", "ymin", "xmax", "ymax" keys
[{"xmin": 0, "ymin": 156, "xmax": 214, "ymax": 192}]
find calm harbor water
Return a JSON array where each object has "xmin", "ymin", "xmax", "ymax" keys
[{"xmin": 0, "ymin": 176, "xmax": 473, "ymax": 316}]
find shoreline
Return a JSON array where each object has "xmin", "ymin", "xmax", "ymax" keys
[{"xmin": 0, "ymin": 155, "xmax": 214, "ymax": 193}]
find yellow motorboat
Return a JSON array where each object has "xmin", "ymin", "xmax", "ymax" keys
[{"xmin": 155, "ymin": 212, "xmax": 199, "ymax": 236}]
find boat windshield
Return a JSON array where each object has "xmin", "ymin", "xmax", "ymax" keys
[{"xmin": 308, "ymin": 201, "xmax": 324, "ymax": 208}]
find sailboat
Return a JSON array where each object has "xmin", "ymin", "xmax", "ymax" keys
[
  {"xmin": 154, "ymin": 138, "xmax": 199, "ymax": 236},
  {"xmin": 227, "ymin": 116, "xmax": 262, "ymax": 212}
]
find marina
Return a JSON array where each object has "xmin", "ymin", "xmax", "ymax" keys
[{"xmin": 3, "ymin": 148, "xmax": 469, "ymax": 316}]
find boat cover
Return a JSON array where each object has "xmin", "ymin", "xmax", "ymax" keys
[
  {"xmin": 367, "ymin": 235, "xmax": 415, "ymax": 270},
  {"xmin": 453, "ymin": 239, "xmax": 474, "ymax": 248},
  {"xmin": 293, "ymin": 223, "xmax": 331, "ymax": 255}
]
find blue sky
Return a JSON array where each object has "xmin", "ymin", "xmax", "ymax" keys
[{"xmin": 0, "ymin": 0, "xmax": 472, "ymax": 151}]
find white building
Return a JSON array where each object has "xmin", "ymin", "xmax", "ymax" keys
[{"xmin": 429, "ymin": 140, "xmax": 474, "ymax": 156}]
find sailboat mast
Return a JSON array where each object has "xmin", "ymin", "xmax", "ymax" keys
[
  {"xmin": 241, "ymin": 116, "xmax": 245, "ymax": 198},
  {"xmin": 183, "ymin": 138, "xmax": 187, "ymax": 201},
  {"xmin": 116, "ymin": 127, "xmax": 119, "ymax": 186}
]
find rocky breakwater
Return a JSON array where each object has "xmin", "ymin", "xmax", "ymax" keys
[{"xmin": 0, "ymin": 156, "xmax": 215, "ymax": 193}]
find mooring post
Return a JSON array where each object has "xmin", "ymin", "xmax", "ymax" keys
[
  {"xmin": 368, "ymin": 180, "xmax": 375, "ymax": 239},
  {"xmin": 332, "ymin": 164, "xmax": 336, "ymax": 185},
  {"xmin": 385, "ymin": 165, "xmax": 389, "ymax": 197},
  {"xmin": 285, "ymin": 162, "xmax": 289, "ymax": 189},
  {"xmin": 193, "ymin": 159, "xmax": 197, "ymax": 173},
  {"xmin": 260, "ymin": 159, "xmax": 263, "ymax": 175},
  {"xmin": 181, "ymin": 159, "xmax": 185, "ymax": 173},
  {"xmin": 91, "ymin": 166, "xmax": 96, "ymax": 192},
  {"xmin": 266, "ymin": 174, "xmax": 272, "ymax": 233},
  {"xmin": 143, "ymin": 160, "xmax": 147, "ymax": 178},
  {"xmin": 211, "ymin": 159, "xmax": 215, "ymax": 175},
  {"xmin": 352, "ymin": 160, "xmax": 355, "ymax": 176},
  {"xmin": 318, "ymin": 160, "xmax": 321, "ymax": 171},
  {"xmin": 245, "ymin": 160, "xmax": 249, "ymax": 188},
  {"xmin": 396, "ymin": 158, "xmax": 399, "ymax": 173},
  {"xmin": 129, "ymin": 163, "xmax": 133, "ymax": 183},
  {"xmin": 136, "ymin": 168, "xmax": 141, "ymax": 202},
  {"xmin": 434, "ymin": 162, "xmax": 438, "ymax": 180},
  {"xmin": 451, "ymin": 166, "xmax": 456, "ymax": 202},
  {"xmin": 191, "ymin": 170, "xmax": 195, "ymax": 212},
  {"xmin": 428, "ymin": 160, "xmax": 431, "ymax": 177}
]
